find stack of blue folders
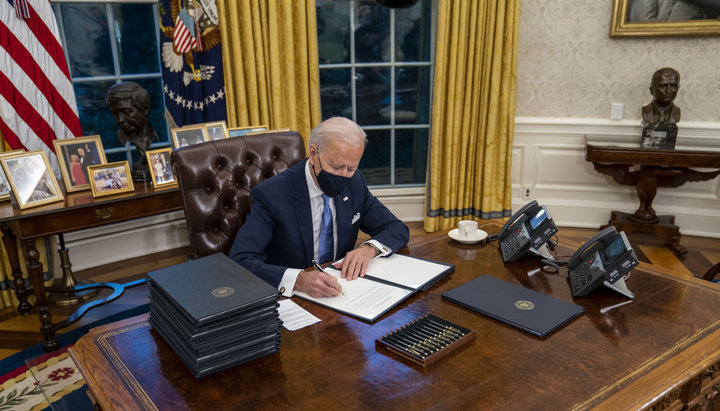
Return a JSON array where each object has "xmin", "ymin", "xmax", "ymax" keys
[{"xmin": 147, "ymin": 253, "xmax": 281, "ymax": 377}]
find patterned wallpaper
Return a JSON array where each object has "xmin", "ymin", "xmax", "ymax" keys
[{"xmin": 516, "ymin": 1, "xmax": 720, "ymax": 122}]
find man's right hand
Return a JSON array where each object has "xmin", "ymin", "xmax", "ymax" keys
[{"xmin": 294, "ymin": 270, "xmax": 343, "ymax": 297}]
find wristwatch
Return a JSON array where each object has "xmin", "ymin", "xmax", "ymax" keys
[{"xmin": 363, "ymin": 241, "xmax": 382, "ymax": 257}]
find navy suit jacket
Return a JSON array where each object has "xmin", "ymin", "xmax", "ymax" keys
[{"xmin": 229, "ymin": 159, "xmax": 409, "ymax": 288}]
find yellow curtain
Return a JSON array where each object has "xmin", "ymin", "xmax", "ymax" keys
[
  {"xmin": 423, "ymin": 0, "xmax": 520, "ymax": 233},
  {"xmin": 217, "ymin": 0, "xmax": 322, "ymax": 145}
]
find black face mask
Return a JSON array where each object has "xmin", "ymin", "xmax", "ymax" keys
[{"xmin": 312, "ymin": 153, "xmax": 350, "ymax": 197}]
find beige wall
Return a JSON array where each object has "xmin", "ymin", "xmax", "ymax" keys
[{"xmin": 516, "ymin": 1, "xmax": 720, "ymax": 122}]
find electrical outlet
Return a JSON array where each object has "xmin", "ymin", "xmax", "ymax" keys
[{"xmin": 523, "ymin": 186, "xmax": 532, "ymax": 200}]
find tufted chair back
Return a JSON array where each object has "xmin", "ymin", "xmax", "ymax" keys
[{"xmin": 171, "ymin": 131, "xmax": 306, "ymax": 259}]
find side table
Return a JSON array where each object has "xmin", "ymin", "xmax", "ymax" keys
[
  {"xmin": 0, "ymin": 183, "xmax": 182, "ymax": 351},
  {"xmin": 586, "ymin": 143, "xmax": 720, "ymax": 255}
]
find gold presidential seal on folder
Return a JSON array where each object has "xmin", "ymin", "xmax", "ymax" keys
[
  {"xmin": 212, "ymin": 286, "xmax": 235, "ymax": 298},
  {"xmin": 515, "ymin": 300, "xmax": 535, "ymax": 310}
]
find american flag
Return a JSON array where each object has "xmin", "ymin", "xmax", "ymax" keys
[
  {"xmin": 173, "ymin": 8, "xmax": 197, "ymax": 54},
  {"xmin": 0, "ymin": 0, "xmax": 81, "ymax": 174}
]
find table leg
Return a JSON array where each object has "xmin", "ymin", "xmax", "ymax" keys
[
  {"xmin": 1, "ymin": 222, "xmax": 32, "ymax": 315},
  {"xmin": 605, "ymin": 211, "xmax": 687, "ymax": 256},
  {"xmin": 23, "ymin": 238, "xmax": 58, "ymax": 351}
]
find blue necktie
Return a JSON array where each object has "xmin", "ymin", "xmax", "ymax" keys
[{"xmin": 318, "ymin": 194, "xmax": 334, "ymax": 264}]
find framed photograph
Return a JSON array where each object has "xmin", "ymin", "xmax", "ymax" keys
[
  {"xmin": 204, "ymin": 121, "xmax": 229, "ymax": 141},
  {"xmin": 0, "ymin": 151, "xmax": 64, "ymax": 209},
  {"xmin": 246, "ymin": 128, "xmax": 290, "ymax": 136},
  {"xmin": 146, "ymin": 148, "xmax": 176, "ymax": 188},
  {"xmin": 0, "ymin": 150, "xmax": 24, "ymax": 201},
  {"xmin": 171, "ymin": 125, "xmax": 208, "ymax": 149},
  {"xmin": 88, "ymin": 161, "xmax": 135, "ymax": 198},
  {"xmin": 227, "ymin": 125, "xmax": 268, "ymax": 138},
  {"xmin": 611, "ymin": 0, "xmax": 720, "ymax": 37},
  {"xmin": 53, "ymin": 135, "xmax": 107, "ymax": 193}
]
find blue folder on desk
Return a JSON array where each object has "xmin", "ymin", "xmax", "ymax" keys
[{"xmin": 442, "ymin": 275, "xmax": 584, "ymax": 337}]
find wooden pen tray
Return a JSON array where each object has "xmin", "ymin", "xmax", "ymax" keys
[{"xmin": 375, "ymin": 314, "xmax": 475, "ymax": 367}]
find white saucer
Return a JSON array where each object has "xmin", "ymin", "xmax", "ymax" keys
[{"xmin": 448, "ymin": 228, "xmax": 488, "ymax": 244}]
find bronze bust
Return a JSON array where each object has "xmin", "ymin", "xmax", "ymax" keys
[
  {"xmin": 106, "ymin": 82, "xmax": 159, "ymax": 171},
  {"xmin": 641, "ymin": 67, "xmax": 681, "ymax": 126}
]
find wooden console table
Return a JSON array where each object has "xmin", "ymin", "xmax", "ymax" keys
[
  {"xmin": 0, "ymin": 182, "xmax": 182, "ymax": 351},
  {"xmin": 70, "ymin": 223, "xmax": 720, "ymax": 410},
  {"xmin": 586, "ymin": 143, "xmax": 720, "ymax": 255}
]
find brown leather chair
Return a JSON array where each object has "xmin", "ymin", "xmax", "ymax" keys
[{"xmin": 171, "ymin": 131, "xmax": 306, "ymax": 259}]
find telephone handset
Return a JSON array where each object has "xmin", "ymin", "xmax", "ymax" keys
[
  {"xmin": 496, "ymin": 200, "xmax": 559, "ymax": 262},
  {"xmin": 568, "ymin": 226, "xmax": 638, "ymax": 298}
]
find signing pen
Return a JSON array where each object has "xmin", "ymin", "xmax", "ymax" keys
[{"xmin": 312, "ymin": 260, "xmax": 345, "ymax": 296}]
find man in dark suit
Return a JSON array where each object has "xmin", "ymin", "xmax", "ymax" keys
[{"xmin": 230, "ymin": 117, "xmax": 409, "ymax": 298}]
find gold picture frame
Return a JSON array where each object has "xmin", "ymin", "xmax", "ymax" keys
[
  {"xmin": 88, "ymin": 161, "xmax": 135, "ymax": 198},
  {"xmin": 146, "ymin": 148, "xmax": 176, "ymax": 188},
  {"xmin": 227, "ymin": 125, "xmax": 268, "ymax": 138},
  {"xmin": 611, "ymin": 0, "xmax": 720, "ymax": 37},
  {"xmin": 53, "ymin": 135, "xmax": 107, "ymax": 193},
  {"xmin": 245, "ymin": 128, "xmax": 290, "ymax": 136},
  {"xmin": 204, "ymin": 121, "xmax": 229, "ymax": 141},
  {"xmin": 171, "ymin": 125, "xmax": 209, "ymax": 149},
  {"xmin": 0, "ymin": 149, "xmax": 25, "ymax": 201},
  {"xmin": 0, "ymin": 150, "xmax": 64, "ymax": 209}
]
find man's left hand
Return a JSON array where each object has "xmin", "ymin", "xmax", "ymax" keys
[{"xmin": 335, "ymin": 243, "xmax": 377, "ymax": 280}]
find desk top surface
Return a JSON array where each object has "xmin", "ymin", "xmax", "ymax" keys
[{"xmin": 70, "ymin": 224, "xmax": 720, "ymax": 410}]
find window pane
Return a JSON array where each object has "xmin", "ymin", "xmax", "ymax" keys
[
  {"xmin": 317, "ymin": 1, "xmax": 350, "ymax": 64},
  {"xmin": 355, "ymin": 2, "xmax": 390, "ymax": 63},
  {"xmin": 396, "ymin": 66, "xmax": 431, "ymax": 124},
  {"xmin": 395, "ymin": 1, "xmax": 432, "ymax": 62},
  {"xmin": 74, "ymin": 80, "xmax": 119, "ymax": 150},
  {"xmin": 320, "ymin": 68, "xmax": 351, "ymax": 119},
  {"xmin": 395, "ymin": 128, "xmax": 428, "ymax": 185},
  {"xmin": 356, "ymin": 66, "xmax": 391, "ymax": 125},
  {"xmin": 60, "ymin": 4, "xmax": 113, "ymax": 77},
  {"xmin": 113, "ymin": 3, "xmax": 159, "ymax": 74},
  {"xmin": 360, "ymin": 129, "xmax": 391, "ymax": 185}
]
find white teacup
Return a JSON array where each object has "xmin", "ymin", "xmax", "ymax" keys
[{"xmin": 458, "ymin": 220, "xmax": 478, "ymax": 239}]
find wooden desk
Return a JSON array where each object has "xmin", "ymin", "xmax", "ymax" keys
[
  {"xmin": 70, "ymin": 223, "xmax": 720, "ymax": 410},
  {"xmin": 0, "ymin": 183, "xmax": 182, "ymax": 351},
  {"xmin": 586, "ymin": 144, "xmax": 720, "ymax": 255}
]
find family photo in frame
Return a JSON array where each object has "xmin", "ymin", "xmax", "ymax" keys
[
  {"xmin": 146, "ymin": 148, "xmax": 176, "ymax": 188},
  {"xmin": 171, "ymin": 125, "xmax": 208, "ymax": 149},
  {"xmin": 204, "ymin": 121, "xmax": 229, "ymax": 141},
  {"xmin": 53, "ymin": 135, "xmax": 107, "ymax": 193},
  {"xmin": 227, "ymin": 125, "xmax": 268, "ymax": 138},
  {"xmin": 0, "ymin": 151, "xmax": 64, "ymax": 209},
  {"xmin": 611, "ymin": 0, "xmax": 720, "ymax": 37},
  {"xmin": 88, "ymin": 161, "xmax": 135, "ymax": 198},
  {"xmin": 0, "ymin": 150, "xmax": 24, "ymax": 201}
]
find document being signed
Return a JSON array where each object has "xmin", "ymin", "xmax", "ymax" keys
[{"xmin": 293, "ymin": 268, "xmax": 414, "ymax": 322}]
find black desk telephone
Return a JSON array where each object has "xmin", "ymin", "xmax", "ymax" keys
[
  {"xmin": 496, "ymin": 200, "xmax": 559, "ymax": 262},
  {"xmin": 568, "ymin": 226, "xmax": 637, "ymax": 299}
]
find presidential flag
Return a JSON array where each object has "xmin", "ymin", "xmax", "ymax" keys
[
  {"xmin": 0, "ymin": 0, "xmax": 81, "ymax": 174},
  {"xmin": 159, "ymin": 0, "xmax": 226, "ymax": 127}
]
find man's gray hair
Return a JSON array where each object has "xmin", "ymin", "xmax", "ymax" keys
[{"xmin": 309, "ymin": 117, "xmax": 367, "ymax": 152}]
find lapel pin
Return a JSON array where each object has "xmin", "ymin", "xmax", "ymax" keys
[{"xmin": 343, "ymin": 196, "xmax": 349, "ymax": 202}]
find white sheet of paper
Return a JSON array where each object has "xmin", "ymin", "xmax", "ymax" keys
[
  {"xmin": 294, "ymin": 269, "xmax": 413, "ymax": 321},
  {"xmin": 336, "ymin": 254, "xmax": 450, "ymax": 290},
  {"xmin": 278, "ymin": 299, "xmax": 321, "ymax": 331}
]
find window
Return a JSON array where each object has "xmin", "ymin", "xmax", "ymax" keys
[
  {"xmin": 53, "ymin": 1, "xmax": 168, "ymax": 165},
  {"xmin": 316, "ymin": 0, "xmax": 434, "ymax": 187}
]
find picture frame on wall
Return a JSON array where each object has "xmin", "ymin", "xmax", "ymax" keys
[
  {"xmin": 245, "ymin": 128, "xmax": 290, "ymax": 136},
  {"xmin": 227, "ymin": 125, "xmax": 268, "ymax": 138},
  {"xmin": 204, "ymin": 121, "xmax": 229, "ymax": 141},
  {"xmin": 53, "ymin": 135, "xmax": 107, "ymax": 193},
  {"xmin": 611, "ymin": 0, "xmax": 720, "ymax": 37},
  {"xmin": 146, "ymin": 148, "xmax": 176, "ymax": 188},
  {"xmin": 88, "ymin": 161, "xmax": 135, "ymax": 198},
  {"xmin": 0, "ymin": 150, "xmax": 25, "ymax": 201},
  {"xmin": 171, "ymin": 125, "xmax": 208, "ymax": 149},
  {"xmin": 0, "ymin": 151, "xmax": 64, "ymax": 209}
]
